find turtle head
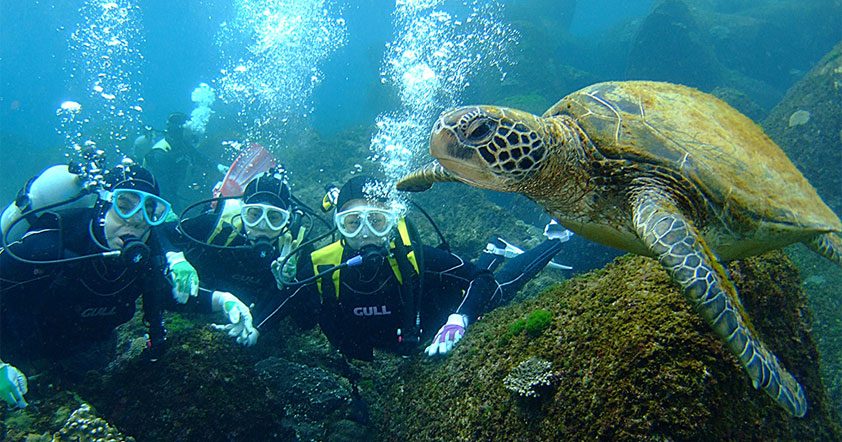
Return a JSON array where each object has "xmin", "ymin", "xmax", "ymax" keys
[{"xmin": 430, "ymin": 105, "xmax": 549, "ymax": 191}]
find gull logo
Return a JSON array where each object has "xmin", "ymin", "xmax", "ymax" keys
[
  {"xmin": 353, "ymin": 305, "xmax": 392, "ymax": 317},
  {"xmin": 81, "ymin": 307, "xmax": 117, "ymax": 317}
]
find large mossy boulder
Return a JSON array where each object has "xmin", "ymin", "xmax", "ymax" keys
[
  {"xmin": 763, "ymin": 42, "xmax": 842, "ymax": 216},
  {"xmin": 72, "ymin": 322, "xmax": 367, "ymax": 442},
  {"xmin": 380, "ymin": 252, "xmax": 841, "ymax": 441},
  {"xmin": 627, "ymin": 0, "xmax": 724, "ymax": 92}
]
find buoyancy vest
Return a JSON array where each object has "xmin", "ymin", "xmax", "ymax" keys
[
  {"xmin": 310, "ymin": 218, "xmax": 420, "ymax": 299},
  {"xmin": 205, "ymin": 199, "xmax": 245, "ymax": 246},
  {"xmin": 141, "ymin": 139, "xmax": 172, "ymax": 168}
]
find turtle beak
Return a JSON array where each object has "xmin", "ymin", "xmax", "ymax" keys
[{"xmin": 431, "ymin": 108, "xmax": 477, "ymax": 162}]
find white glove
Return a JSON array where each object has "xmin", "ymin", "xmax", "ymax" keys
[
  {"xmin": 270, "ymin": 227, "xmax": 305, "ymax": 289},
  {"xmin": 0, "ymin": 360, "xmax": 27, "ymax": 409},
  {"xmin": 425, "ymin": 313, "xmax": 469, "ymax": 357},
  {"xmin": 165, "ymin": 251, "xmax": 199, "ymax": 304},
  {"xmin": 211, "ymin": 291, "xmax": 259, "ymax": 347}
]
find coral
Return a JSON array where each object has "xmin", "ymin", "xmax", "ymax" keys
[
  {"xmin": 524, "ymin": 309, "xmax": 552, "ymax": 337},
  {"xmin": 503, "ymin": 357, "xmax": 555, "ymax": 397},
  {"xmin": 52, "ymin": 403, "xmax": 134, "ymax": 442}
]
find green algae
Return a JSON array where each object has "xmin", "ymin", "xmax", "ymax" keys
[{"xmin": 525, "ymin": 309, "xmax": 552, "ymax": 337}]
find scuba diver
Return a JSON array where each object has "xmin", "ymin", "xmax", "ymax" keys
[
  {"xmin": 165, "ymin": 168, "xmax": 316, "ymax": 334},
  {"xmin": 278, "ymin": 175, "xmax": 569, "ymax": 361},
  {"xmin": 142, "ymin": 112, "xmax": 222, "ymax": 210},
  {"xmin": 0, "ymin": 161, "xmax": 256, "ymax": 409}
]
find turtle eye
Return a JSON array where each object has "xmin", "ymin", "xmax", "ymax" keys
[{"xmin": 465, "ymin": 118, "xmax": 497, "ymax": 142}]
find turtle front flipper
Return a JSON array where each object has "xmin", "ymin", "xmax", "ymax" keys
[
  {"xmin": 631, "ymin": 188, "xmax": 808, "ymax": 418},
  {"xmin": 396, "ymin": 161, "xmax": 460, "ymax": 192},
  {"xmin": 804, "ymin": 232, "xmax": 842, "ymax": 267}
]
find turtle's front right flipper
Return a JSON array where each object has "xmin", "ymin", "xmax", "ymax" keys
[
  {"xmin": 632, "ymin": 188, "xmax": 808, "ymax": 418},
  {"xmin": 396, "ymin": 161, "xmax": 459, "ymax": 192}
]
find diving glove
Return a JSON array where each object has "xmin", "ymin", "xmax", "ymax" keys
[
  {"xmin": 166, "ymin": 251, "xmax": 199, "ymax": 304},
  {"xmin": 211, "ymin": 291, "xmax": 259, "ymax": 347},
  {"xmin": 0, "ymin": 360, "xmax": 28, "ymax": 409},
  {"xmin": 425, "ymin": 313, "xmax": 469, "ymax": 357},
  {"xmin": 271, "ymin": 227, "xmax": 305, "ymax": 288}
]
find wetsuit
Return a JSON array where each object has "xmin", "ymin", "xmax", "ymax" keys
[
  {"xmin": 143, "ymin": 137, "xmax": 217, "ymax": 210},
  {"xmin": 0, "ymin": 208, "xmax": 205, "ymax": 364},
  {"xmin": 287, "ymin": 241, "xmax": 490, "ymax": 360},
  {"xmin": 165, "ymin": 212, "xmax": 315, "ymax": 331},
  {"xmin": 278, "ymin": 217, "xmax": 565, "ymax": 361}
]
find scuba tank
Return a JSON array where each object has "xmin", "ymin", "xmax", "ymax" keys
[{"xmin": 1, "ymin": 164, "xmax": 98, "ymax": 243}]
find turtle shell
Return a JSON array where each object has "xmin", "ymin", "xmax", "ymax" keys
[{"xmin": 545, "ymin": 81, "xmax": 841, "ymax": 234}]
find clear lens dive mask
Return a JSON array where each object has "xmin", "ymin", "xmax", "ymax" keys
[
  {"xmin": 241, "ymin": 203, "xmax": 290, "ymax": 231},
  {"xmin": 334, "ymin": 206, "xmax": 398, "ymax": 238},
  {"xmin": 108, "ymin": 189, "xmax": 172, "ymax": 226}
]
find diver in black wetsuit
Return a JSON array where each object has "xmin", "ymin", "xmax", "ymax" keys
[
  {"xmin": 0, "ymin": 163, "xmax": 256, "ymax": 409},
  {"xmin": 142, "ymin": 112, "xmax": 221, "ymax": 211},
  {"xmin": 280, "ymin": 175, "xmax": 568, "ymax": 361},
  {"xmin": 166, "ymin": 169, "xmax": 316, "ymax": 333}
]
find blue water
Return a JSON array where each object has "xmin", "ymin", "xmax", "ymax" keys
[{"xmin": 1, "ymin": 0, "xmax": 658, "ymax": 188}]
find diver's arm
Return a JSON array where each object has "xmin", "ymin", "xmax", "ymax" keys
[
  {"xmin": 0, "ymin": 227, "xmax": 63, "ymax": 289},
  {"xmin": 421, "ymin": 245, "xmax": 497, "ymax": 320}
]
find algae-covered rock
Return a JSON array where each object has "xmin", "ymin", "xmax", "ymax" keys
[
  {"xmin": 763, "ymin": 42, "xmax": 842, "ymax": 216},
  {"xmin": 78, "ymin": 326, "xmax": 294, "ymax": 441},
  {"xmin": 381, "ymin": 252, "xmax": 841, "ymax": 441}
]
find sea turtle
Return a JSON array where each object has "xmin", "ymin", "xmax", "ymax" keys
[{"xmin": 397, "ymin": 81, "xmax": 842, "ymax": 418}]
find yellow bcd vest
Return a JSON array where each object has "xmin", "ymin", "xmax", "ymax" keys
[
  {"xmin": 310, "ymin": 218, "xmax": 420, "ymax": 299},
  {"xmin": 141, "ymin": 139, "xmax": 172, "ymax": 168},
  {"xmin": 205, "ymin": 199, "xmax": 245, "ymax": 246}
]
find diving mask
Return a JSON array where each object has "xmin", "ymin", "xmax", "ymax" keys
[
  {"xmin": 334, "ymin": 206, "xmax": 398, "ymax": 238},
  {"xmin": 108, "ymin": 189, "xmax": 172, "ymax": 226},
  {"xmin": 241, "ymin": 203, "xmax": 290, "ymax": 231}
]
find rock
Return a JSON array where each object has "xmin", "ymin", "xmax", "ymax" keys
[
  {"xmin": 626, "ymin": 0, "xmax": 723, "ymax": 91},
  {"xmin": 255, "ymin": 357, "xmax": 352, "ymax": 415},
  {"xmin": 763, "ymin": 42, "xmax": 842, "ymax": 216},
  {"xmin": 79, "ymin": 327, "xmax": 297, "ymax": 442},
  {"xmin": 381, "ymin": 252, "xmax": 842, "ymax": 441}
]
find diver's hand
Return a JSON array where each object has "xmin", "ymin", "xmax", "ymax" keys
[
  {"xmin": 425, "ymin": 314, "xmax": 469, "ymax": 357},
  {"xmin": 271, "ymin": 228, "xmax": 305, "ymax": 289},
  {"xmin": 211, "ymin": 291, "xmax": 259, "ymax": 347},
  {"xmin": 270, "ymin": 254, "xmax": 297, "ymax": 289},
  {"xmin": 165, "ymin": 251, "xmax": 199, "ymax": 304},
  {"xmin": 0, "ymin": 361, "xmax": 28, "ymax": 409}
]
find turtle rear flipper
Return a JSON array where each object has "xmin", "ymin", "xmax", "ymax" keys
[
  {"xmin": 632, "ymin": 188, "xmax": 808, "ymax": 417},
  {"xmin": 804, "ymin": 232, "xmax": 842, "ymax": 267}
]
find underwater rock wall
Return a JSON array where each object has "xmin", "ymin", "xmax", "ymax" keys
[
  {"xmin": 379, "ymin": 252, "xmax": 841, "ymax": 441},
  {"xmin": 762, "ymin": 42, "xmax": 842, "ymax": 420},
  {"xmin": 763, "ymin": 42, "xmax": 842, "ymax": 216}
]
